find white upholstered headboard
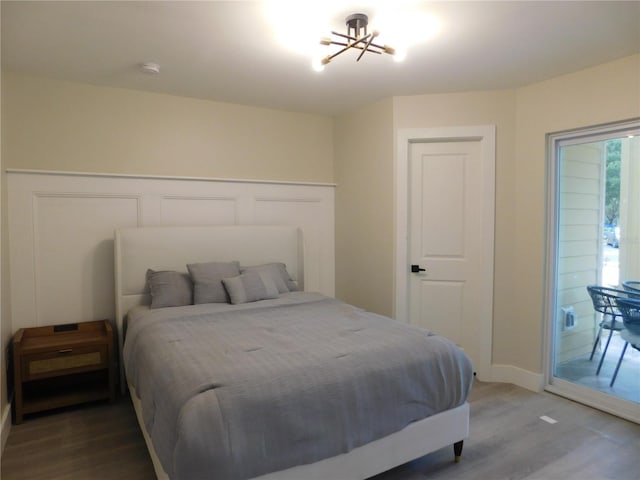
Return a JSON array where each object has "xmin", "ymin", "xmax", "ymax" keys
[{"xmin": 114, "ymin": 225, "xmax": 304, "ymax": 364}]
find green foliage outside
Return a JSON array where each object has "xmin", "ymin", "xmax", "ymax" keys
[{"xmin": 605, "ymin": 139, "xmax": 621, "ymax": 226}]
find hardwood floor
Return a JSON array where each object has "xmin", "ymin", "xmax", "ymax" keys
[
  {"xmin": 2, "ymin": 381, "xmax": 639, "ymax": 480},
  {"xmin": 375, "ymin": 381, "xmax": 640, "ymax": 480},
  {"xmin": 1, "ymin": 397, "xmax": 155, "ymax": 480}
]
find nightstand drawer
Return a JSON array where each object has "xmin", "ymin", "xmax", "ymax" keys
[{"xmin": 22, "ymin": 345, "xmax": 108, "ymax": 381}]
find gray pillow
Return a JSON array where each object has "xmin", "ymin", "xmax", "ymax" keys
[
  {"xmin": 187, "ymin": 261, "xmax": 240, "ymax": 304},
  {"xmin": 222, "ymin": 272, "xmax": 279, "ymax": 305},
  {"xmin": 240, "ymin": 263, "xmax": 298, "ymax": 293},
  {"xmin": 146, "ymin": 269, "xmax": 193, "ymax": 309}
]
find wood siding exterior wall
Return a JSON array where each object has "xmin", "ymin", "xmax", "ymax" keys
[{"xmin": 556, "ymin": 143, "xmax": 603, "ymax": 363}]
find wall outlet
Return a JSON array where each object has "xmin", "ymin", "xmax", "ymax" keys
[{"xmin": 561, "ymin": 306, "xmax": 576, "ymax": 330}]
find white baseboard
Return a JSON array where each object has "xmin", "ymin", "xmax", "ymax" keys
[
  {"xmin": 491, "ymin": 364, "xmax": 545, "ymax": 392},
  {"xmin": 1, "ymin": 402, "xmax": 11, "ymax": 453}
]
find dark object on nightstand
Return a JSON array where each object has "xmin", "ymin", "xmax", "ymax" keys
[{"xmin": 12, "ymin": 320, "xmax": 116, "ymax": 424}]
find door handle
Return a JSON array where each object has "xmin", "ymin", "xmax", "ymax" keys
[{"xmin": 411, "ymin": 265, "xmax": 426, "ymax": 273}]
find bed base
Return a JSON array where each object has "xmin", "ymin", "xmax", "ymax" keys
[
  {"xmin": 118, "ymin": 226, "xmax": 470, "ymax": 478},
  {"xmin": 129, "ymin": 383, "xmax": 469, "ymax": 480}
]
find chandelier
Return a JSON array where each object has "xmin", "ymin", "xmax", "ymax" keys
[{"xmin": 318, "ymin": 13, "xmax": 396, "ymax": 67}]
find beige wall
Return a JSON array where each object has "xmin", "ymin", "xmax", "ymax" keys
[
  {"xmin": 334, "ymin": 54, "xmax": 639, "ymax": 376},
  {"xmin": 2, "ymin": 73, "xmax": 334, "ymax": 183},
  {"xmin": 334, "ymin": 98, "xmax": 394, "ymax": 316},
  {"xmin": 0, "ymin": 168, "xmax": 7, "ymax": 447},
  {"xmin": 333, "ymin": 89, "xmax": 518, "ymax": 341},
  {"xmin": 512, "ymin": 54, "xmax": 640, "ymax": 372},
  {"xmin": 0, "ymin": 71, "xmax": 335, "ymax": 439},
  {"xmin": 1, "ymin": 54, "xmax": 638, "ymax": 433},
  {"xmin": 393, "ymin": 89, "xmax": 518, "ymax": 369},
  {"xmin": 0, "ymin": 41, "xmax": 9, "ymax": 447}
]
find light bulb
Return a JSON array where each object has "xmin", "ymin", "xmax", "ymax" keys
[
  {"xmin": 393, "ymin": 48, "xmax": 407, "ymax": 62},
  {"xmin": 312, "ymin": 58, "xmax": 326, "ymax": 72}
]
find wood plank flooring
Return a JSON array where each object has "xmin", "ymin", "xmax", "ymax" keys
[{"xmin": 2, "ymin": 381, "xmax": 639, "ymax": 479}]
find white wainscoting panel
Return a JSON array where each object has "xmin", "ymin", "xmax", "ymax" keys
[
  {"xmin": 253, "ymin": 196, "xmax": 329, "ymax": 295},
  {"xmin": 34, "ymin": 194, "xmax": 140, "ymax": 326},
  {"xmin": 8, "ymin": 171, "xmax": 335, "ymax": 332},
  {"xmin": 159, "ymin": 196, "xmax": 239, "ymax": 226}
]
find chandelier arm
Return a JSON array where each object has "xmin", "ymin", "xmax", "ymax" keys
[
  {"xmin": 353, "ymin": 46, "xmax": 382, "ymax": 54},
  {"xmin": 348, "ymin": 34, "xmax": 372, "ymax": 49},
  {"xmin": 332, "ymin": 31, "xmax": 372, "ymax": 49},
  {"xmin": 318, "ymin": 13, "xmax": 395, "ymax": 66},
  {"xmin": 357, "ymin": 34, "xmax": 376, "ymax": 61},
  {"xmin": 326, "ymin": 45, "xmax": 354, "ymax": 62},
  {"xmin": 349, "ymin": 42, "xmax": 383, "ymax": 53},
  {"xmin": 331, "ymin": 31, "xmax": 358, "ymax": 42},
  {"xmin": 325, "ymin": 33, "xmax": 377, "ymax": 64},
  {"xmin": 328, "ymin": 32, "xmax": 369, "ymax": 61},
  {"xmin": 368, "ymin": 41, "xmax": 387, "ymax": 51}
]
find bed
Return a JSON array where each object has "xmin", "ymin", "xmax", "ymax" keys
[{"xmin": 114, "ymin": 225, "xmax": 473, "ymax": 480}]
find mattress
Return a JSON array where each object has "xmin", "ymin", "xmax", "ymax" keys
[{"xmin": 123, "ymin": 292, "xmax": 474, "ymax": 480}]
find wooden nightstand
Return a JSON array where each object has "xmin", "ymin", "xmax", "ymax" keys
[{"xmin": 12, "ymin": 320, "xmax": 116, "ymax": 424}]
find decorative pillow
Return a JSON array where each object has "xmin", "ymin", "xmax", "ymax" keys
[
  {"xmin": 187, "ymin": 261, "xmax": 241, "ymax": 304},
  {"xmin": 240, "ymin": 263, "xmax": 298, "ymax": 293},
  {"xmin": 222, "ymin": 272, "xmax": 280, "ymax": 305},
  {"xmin": 146, "ymin": 269, "xmax": 193, "ymax": 309}
]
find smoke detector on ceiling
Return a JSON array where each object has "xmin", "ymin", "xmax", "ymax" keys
[{"xmin": 139, "ymin": 62, "xmax": 160, "ymax": 74}]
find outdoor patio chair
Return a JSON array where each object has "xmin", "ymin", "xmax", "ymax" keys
[
  {"xmin": 586, "ymin": 285, "xmax": 628, "ymax": 375},
  {"xmin": 609, "ymin": 296, "xmax": 640, "ymax": 387},
  {"xmin": 622, "ymin": 280, "xmax": 640, "ymax": 298}
]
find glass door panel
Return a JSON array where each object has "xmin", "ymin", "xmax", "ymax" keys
[{"xmin": 546, "ymin": 120, "xmax": 640, "ymax": 423}]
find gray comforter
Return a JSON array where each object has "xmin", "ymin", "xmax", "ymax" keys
[{"xmin": 123, "ymin": 292, "xmax": 473, "ymax": 480}]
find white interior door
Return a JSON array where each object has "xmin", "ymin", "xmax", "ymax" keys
[{"xmin": 409, "ymin": 140, "xmax": 485, "ymax": 373}]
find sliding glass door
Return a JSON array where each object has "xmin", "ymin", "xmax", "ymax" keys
[{"xmin": 545, "ymin": 119, "xmax": 640, "ymax": 423}]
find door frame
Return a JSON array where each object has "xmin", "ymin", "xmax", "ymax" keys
[{"xmin": 395, "ymin": 126, "xmax": 496, "ymax": 379}]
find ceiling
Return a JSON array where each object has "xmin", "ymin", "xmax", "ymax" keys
[{"xmin": 2, "ymin": 1, "xmax": 639, "ymax": 117}]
